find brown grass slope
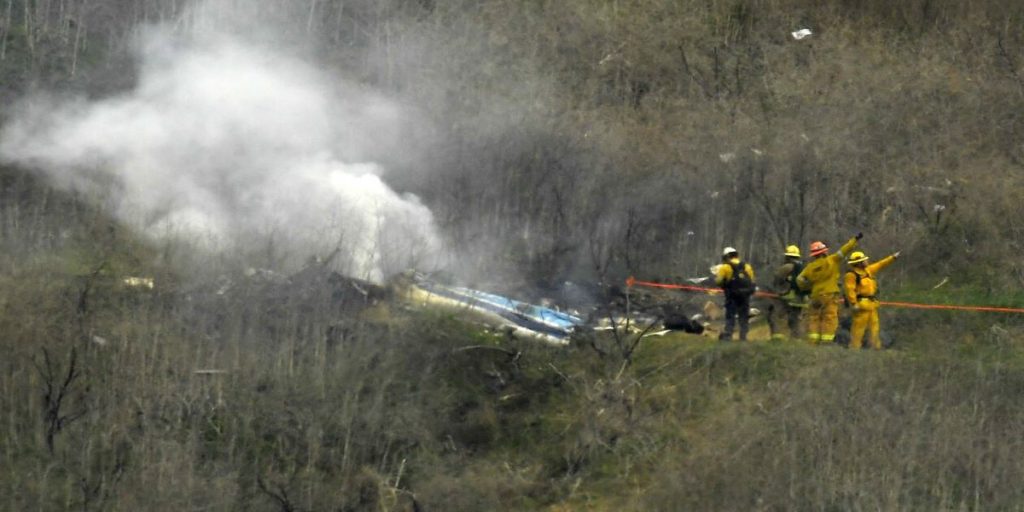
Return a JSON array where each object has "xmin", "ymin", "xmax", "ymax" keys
[{"xmin": 2, "ymin": 182, "xmax": 1024, "ymax": 510}]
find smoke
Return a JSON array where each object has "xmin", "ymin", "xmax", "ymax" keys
[{"xmin": 0, "ymin": 3, "xmax": 443, "ymax": 283}]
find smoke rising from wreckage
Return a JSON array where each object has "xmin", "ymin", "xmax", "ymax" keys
[
  {"xmin": 2, "ymin": 0, "xmax": 1024, "ymax": 510},
  {"xmin": 0, "ymin": 4, "xmax": 445, "ymax": 282}
]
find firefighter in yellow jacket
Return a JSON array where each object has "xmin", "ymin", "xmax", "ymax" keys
[
  {"xmin": 795, "ymin": 233, "xmax": 862, "ymax": 344},
  {"xmin": 844, "ymin": 250, "xmax": 901, "ymax": 350},
  {"xmin": 715, "ymin": 247, "xmax": 756, "ymax": 341}
]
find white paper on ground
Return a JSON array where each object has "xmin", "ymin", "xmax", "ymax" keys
[{"xmin": 792, "ymin": 28, "xmax": 812, "ymax": 40}]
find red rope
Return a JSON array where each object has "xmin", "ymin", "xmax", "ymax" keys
[{"xmin": 625, "ymin": 277, "xmax": 1024, "ymax": 314}]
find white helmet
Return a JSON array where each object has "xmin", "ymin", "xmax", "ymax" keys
[{"xmin": 722, "ymin": 246, "xmax": 738, "ymax": 256}]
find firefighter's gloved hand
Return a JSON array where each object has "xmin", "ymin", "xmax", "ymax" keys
[{"xmin": 855, "ymin": 232, "xmax": 864, "ymax": 240}]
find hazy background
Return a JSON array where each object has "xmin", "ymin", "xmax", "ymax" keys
[
  {"xmin": 2, "ymin": 0, "xmax": 1021, "ymax": 293},
  {"xmin": 1, "ymin": 0, "xmax": 444, "ymax": 282},
  {"xmin": 2, "ymin": 1, "xmax": 1024, "ymax": 511}
]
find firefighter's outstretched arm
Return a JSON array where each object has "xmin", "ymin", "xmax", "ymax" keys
[
  {"xmin": 837, "ymin": 233, "xmax": 862, "ymax": 258},
  {"xmin": 868, "ymin": 252, "xmax": 899, "ymax": 274}
]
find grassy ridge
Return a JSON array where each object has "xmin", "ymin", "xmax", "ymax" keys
[
  {"xmin": 3, "ymin": 0, "xmax": 1024, "ymax": 507},
  {"xmin": 6, "ymin": 235, "xmax": 1024, "ymax": 510},
  {"xmin": 2, "ymin": 194, "xmax": 1023, "ymax": 510}
]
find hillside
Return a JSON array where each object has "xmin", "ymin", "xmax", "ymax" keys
[
  {"xmin": 2, "ymin": 0, "xmax": 1024, "ymax": 510},
  {"xmin": 3, "ymin": 219, "xmax": 1024, "ymax": 509}
]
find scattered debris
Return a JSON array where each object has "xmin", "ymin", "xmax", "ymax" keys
[
  {"xmin": 719, "ymin": 152, "xmax": 736, "ymax": 163},
  {"xmin": 405, "ymin": 276, "xmax": 584, "ymax": 344},
  {"xmin": 194, "ymin": 369, "xmax": 229, "ymax": 375},
  {"xmin": 122, "ymin": 277, "xmax": 154, "ymax": 289},
  {"xmin": 932, "ymin": 277, "xmax": 950, "ymax": 290},
  {"xmin": 662, "ymin": 310, "xmax": 705, "ymax": 333},
  {"xmin": 703, "ymin": 300, "xmax": 723, "ymax": 321},
  {"xmin": 91, "ymin": 335, "xmax": 108, "ymax": 347},
  {"xmin": 791, "ymin": 28, "xmax": 813, "ymax": 40},
  {"xmin": 594, "ymin": 313, "xmax": 660, "ymax": 333}
]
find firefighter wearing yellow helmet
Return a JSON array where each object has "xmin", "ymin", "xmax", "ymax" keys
[
  {"xmin": 766, "ymin": 245, "xmax": 807, "ymax": 340},
  {"xmin": 844, "ymin": 249, "xmax": 901, "ymax": 349},
  {"xmin": 795, "ymin": 233, "xmax": 862, "ymax": 344}
]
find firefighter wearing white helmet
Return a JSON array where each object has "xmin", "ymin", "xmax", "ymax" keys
[
  {"xmin": 715, "ymin": 247, "xmax": 756, "ymax": 341},
  {"xmin": 843, "ymin": 249, "xmax": 901, "ymax": 349},
  {"xmin": 767, "ymin": 244, "xmax": 807, "ymax": 340}
]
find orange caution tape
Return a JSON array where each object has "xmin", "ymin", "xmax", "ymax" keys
[
  {"xmin": 626, "ymin": 277, "xmax": 1024, "ymax": 314},
  {"xmin": 626, "ymin": 278, "xmax": 776, "ymax": 298}
]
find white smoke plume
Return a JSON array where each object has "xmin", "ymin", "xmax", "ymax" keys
[{"xmin": 0, "ymin": 3, "xmax": 443, "ymax": 283}]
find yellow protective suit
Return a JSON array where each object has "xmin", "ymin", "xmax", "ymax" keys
[
  {"xmin": 715, "ymin": 259, "xmax": 756, "ymax": 287},
  {"xmin": 844, "ymin": 255, "xmax": 897, "ymax": 350},
  {"xmin": 796, "ymin": 237, "xmax": 858, "ymax": 344}
]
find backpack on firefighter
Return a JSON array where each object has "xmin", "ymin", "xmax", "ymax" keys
[{"xmin": 725, "ymin": 261, "xmax": 756, "ymax": 297}]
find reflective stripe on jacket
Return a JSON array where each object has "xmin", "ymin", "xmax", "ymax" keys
[{"xmin": 796, "ymin": 237, "xmax": 858, "ymax": 298}]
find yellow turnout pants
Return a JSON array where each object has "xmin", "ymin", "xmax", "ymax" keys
[
  {"xmin": 804, "ymin": 294, "xmax": 840, "ymax": 344},
  {"xmin": 850, "ymin": 299, "xmax": 882, "ymax": 350}
]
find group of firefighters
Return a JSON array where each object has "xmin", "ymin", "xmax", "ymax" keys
[{"xmin": 714, "ymin": 232, "xmax": 901, "ymax": 349}]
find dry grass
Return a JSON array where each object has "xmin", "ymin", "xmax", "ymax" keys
[
  {"xmin": 2, "ymin": 1, "xmax": 1024, "ymax": 509},
  {"xmin": 2, "ymin": 227, "xmax": 1024, "ymax": 511}
]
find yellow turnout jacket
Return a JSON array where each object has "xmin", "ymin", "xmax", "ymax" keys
[
  {"xmin": 715, "ymin": 258, "xmax": 756, "ymax": 288},
  {"xmin": 844, "ymin": 255, "xmax": 897, "ymax": 310},
  {"xmin": 796, "ymin": 238, "xmax": 858, "ymax": 298}
]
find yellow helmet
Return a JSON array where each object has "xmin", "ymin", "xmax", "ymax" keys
[
  {"xmin": 784, "ymin": 245, "xmax": 801, "ymax": 258},
  {"xmin": 848, "ymin": 251, "xmax": 869, "ymax": 264}
]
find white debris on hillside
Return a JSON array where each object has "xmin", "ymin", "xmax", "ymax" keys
[{"xmin": 792, "ymin": 28, "xmax": 813, "ymax": 40}]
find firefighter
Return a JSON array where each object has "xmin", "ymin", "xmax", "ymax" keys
[
  {"xmin": 767, "ymin": 245, "xmax": 806, "ymax": 340},
  {"xmin": 844, "ymin": 250, "xmax": 901, "ymax": 350},
  {"xmin": 715, "ymin": 247, "xmax": 756, "ymax": 341},
  {"xmin": 796, "ymin": 233, "xmax": 862, "ymax": 344}
]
